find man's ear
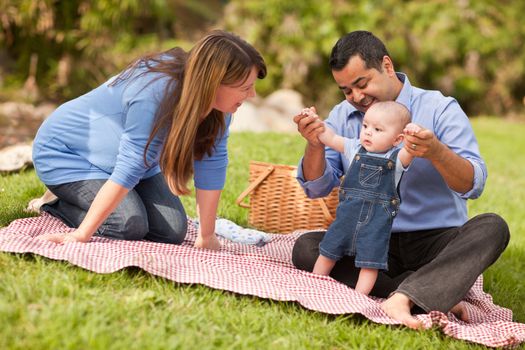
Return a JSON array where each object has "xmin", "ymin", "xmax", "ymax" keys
[
  {"xmin": 382, "ymin": 56, "xmax": 395, "ymax": 76},
  {"xmin": 393, "ymin": 133, "xmax": 404, "ymax": 147}
]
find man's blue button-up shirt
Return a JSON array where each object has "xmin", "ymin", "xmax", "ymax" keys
[{"xmin": 297, "ymin": 73, "xmax": 486, "ymax": 232}]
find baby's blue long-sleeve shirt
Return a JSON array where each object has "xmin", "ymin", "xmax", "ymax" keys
[{"xmin": 33, "ymin": 67, "xmax": 230, "ymax": 191}]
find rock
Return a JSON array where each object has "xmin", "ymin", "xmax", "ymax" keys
[
  {"xmin": 258, "ymin": 106, "xmax": 298, "ymax": 133},
  {"xmin": 0, "ymin": 101, "xmax": 56, "ymax": 121},
  {"xmin": 262, "ymin": 89, "xmax": 304, "ymax": 113},
  {"xmin": 0, "ymin": 101, "xmax": 56, "ymax": 149},
  {"xmin": 230, "ymin": 100, "xmax": 270, "ymax": 132},
  {"xmin": 0, "ymin": 102, "xmax": 36, "ymax": 122},
  {"xmin": 231, "ymin": 89, "xmax": 304, "ymax": 133},
  {"xmin": 0, "ymin": 143, "xmax": 33, "ymax": 172},
  {"xmin": 34, "ymin": 103, "xmax": 56, "ymax": 120},
  {"xmin": 259, "ymin": 89, "xmax": 304, "ymax": 133}
]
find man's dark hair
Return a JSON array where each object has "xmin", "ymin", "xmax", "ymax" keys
[{"xmin": 329, "ymin": 30, "xmax": 390, "ymax": 71}]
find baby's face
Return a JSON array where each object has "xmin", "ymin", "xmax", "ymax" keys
[{"xmin": 359, "ymin": 111, "xmax": 404, "ymax": 153}]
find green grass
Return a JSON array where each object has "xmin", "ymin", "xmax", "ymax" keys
[{"xmin": 1, "ymin": 117, "xmax": 524, "ymax": 349}]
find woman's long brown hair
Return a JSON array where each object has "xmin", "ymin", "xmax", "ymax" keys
[{"xmin": 115, "ymin": 30, "xmax": 266, "ymax": 195}]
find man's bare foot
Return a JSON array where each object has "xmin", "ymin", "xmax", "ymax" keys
[
  {"xmin": 449, "ymin": 302, "xmax": 469, "ymax": 322},
  {"xmin": 381, "ymin": 292, "xmax": 422, "ymax": 330}
]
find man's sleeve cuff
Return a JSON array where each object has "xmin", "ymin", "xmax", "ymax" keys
[{"xmin": 457, "ymin": 159, "xmax": 486, "ymax": 199}]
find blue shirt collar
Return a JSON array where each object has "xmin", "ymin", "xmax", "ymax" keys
[{"xmin": 395, "ymin": 72, "xmax": 413, "ymax": 114}]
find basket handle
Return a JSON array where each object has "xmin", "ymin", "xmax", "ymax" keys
[
  {"xmin": 316, "ymin": 197, "xmax": 334, "ymax": 221},
  {"xmin": 235, "ymin": 165, "xmax": 275, "ymax": 208}
]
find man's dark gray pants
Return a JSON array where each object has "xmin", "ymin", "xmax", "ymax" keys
[{"xmin": 292, "ymin": 213, "xmax": 510, "ymax": 312}]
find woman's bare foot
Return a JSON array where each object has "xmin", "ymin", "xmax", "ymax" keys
[
  {"xmin": 381, "ymin": 292, "xmax": 422, "ymax": 330},
  {"xmin": 449, "ymin": 302, "xmax": 469, "ymax": 322},
  {"xmin": 26, "ymin": 190, "xmax": 58, "ymax": 213}
]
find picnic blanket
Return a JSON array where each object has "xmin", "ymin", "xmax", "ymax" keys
[{"xmin": 1, "ymin": 213, "xmax": 524, "ymax": 348}]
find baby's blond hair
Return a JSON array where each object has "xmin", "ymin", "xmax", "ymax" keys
[{"xmin": 367, "ymin": 101, "xmax": 411, "ymax": 132}]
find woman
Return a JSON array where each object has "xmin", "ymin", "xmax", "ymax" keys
[{"xmin": 32, "ymin": 30, "xmax": 266, "ymax": 250}]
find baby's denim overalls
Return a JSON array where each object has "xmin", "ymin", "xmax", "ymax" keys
[{"xmin": 319, "ymin": 146, "xmax": 401, "ymax": 270}]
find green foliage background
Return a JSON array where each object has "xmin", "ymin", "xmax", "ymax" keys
[
  {"xmin": 223, "ymin": 0, "xmax": 525, "ymax": 116},
  {"xmin": 0, "ymin": 0, "xmax": 222, "ymax": 101},
  {"xmin": 1, "ymin": 0, "xmax": 525, "ymax": 117}
]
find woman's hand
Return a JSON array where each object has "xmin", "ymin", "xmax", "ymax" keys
[
  {"xmin": 194, "ymin": 234, "xmax": 221, "ymax": 251},
  {"xmin": 37, "ymin": 229, "xmax": 92, "ymax": 244},
  {"xmin": 194, "ymin": 188, "xmax": 222, "ymax": 251}
]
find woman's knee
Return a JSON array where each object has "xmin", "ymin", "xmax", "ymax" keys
[
  {"xmin": 142, "ymin": 210, "xmax": 188, "ymax": 244},
  {"xmin": 100, "ymin": 203, "xmax": 149, "ymax": 241},
  {"xmin": 125, "ymin": 214, "xmax": 150, "ymax": 240},
  {"xmin": 162, "ymin": 218, "xmax": 188, "ymax": 245}
]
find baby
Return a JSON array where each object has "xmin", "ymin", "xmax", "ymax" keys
[{"xmin": 305, "ymin": 101, "xmax": 420, "ymax": 295}]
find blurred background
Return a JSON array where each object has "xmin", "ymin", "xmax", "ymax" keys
[{"xmin": 1, "ymin": 0, "xmax": 525, "ymax": 149}]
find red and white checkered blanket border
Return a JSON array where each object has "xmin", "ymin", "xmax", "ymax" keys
[{"xmin": 1, "ymin": 213, "xmax": 524, "ymax": 348}]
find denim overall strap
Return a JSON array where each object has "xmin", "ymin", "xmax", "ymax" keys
[{"xmin": 340, "ymin": 146, "xmax": 401, "ymax": 207}]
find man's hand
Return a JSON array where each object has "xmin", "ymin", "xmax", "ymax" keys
[
  {"xmin": 403, "ymin": 125, "xmax": 444, "ymax": 161},
  {"xmin": 293, "ymin": 106, "xmax": 325, "ymax": 148},
  {"xmin": 403, "ymin": 123, "xmax": 473, "ymax": 193}
]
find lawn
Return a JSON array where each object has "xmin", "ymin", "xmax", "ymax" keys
[{"xmin": 0, "ymin": 117, "xmax": 523, "ymax": 349}]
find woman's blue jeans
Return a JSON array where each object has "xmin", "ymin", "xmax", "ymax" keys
[{"xmin": 43, "ymin": 173, "xmax": 187, "ymax": 244}]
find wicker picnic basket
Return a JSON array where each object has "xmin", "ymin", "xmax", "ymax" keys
[{"xmin": 236, "ymin": 160, "xmax": 339, "ymax": 234}]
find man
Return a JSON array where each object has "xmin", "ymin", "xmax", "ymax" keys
[{"xmin": 292, "ymin": 30, "xmax": 509, "ymax": 329}]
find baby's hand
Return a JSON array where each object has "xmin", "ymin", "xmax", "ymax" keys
[
  {"xmin": 403, "ymin": 122, "xmax": 422, "ymax": 136},
  {"xmin": 301, "ymin": 107, "xmax": 329, "ymax": 145},
  {"xmin": 301, "ymin": 106, "xmax": 319, "ymax": 119},
  {"xmin": 293, "ymin": 105, "xmax": 325, "ymax": 147}
]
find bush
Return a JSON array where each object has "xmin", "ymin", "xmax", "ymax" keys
[
  {"xmin": 223, "ymin": 0, "xmax": 525, "ymax": 117},
  {"xmin": 0, "ymin": 0, "xmax": 222, "ymax": 102}
]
